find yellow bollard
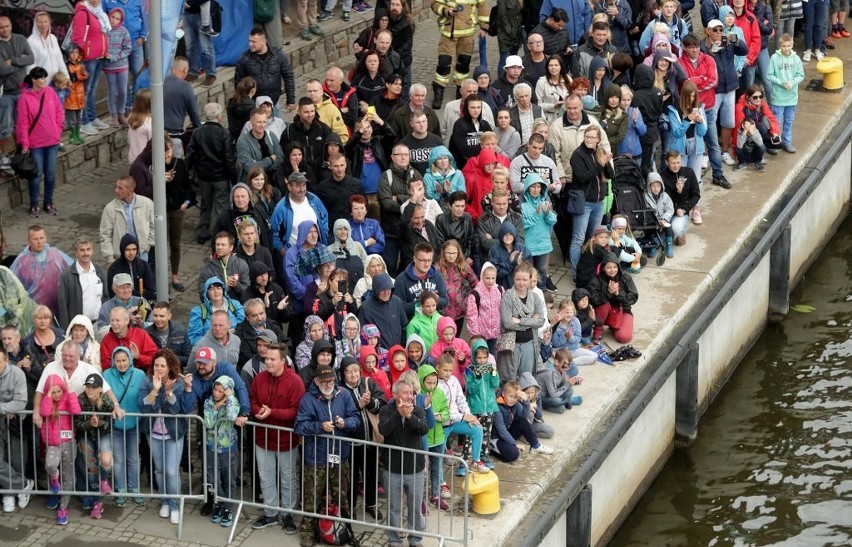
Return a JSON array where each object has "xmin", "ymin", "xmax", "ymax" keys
[
  {"xmin": 816, "ymin": 57, "xmax": 844, "ymax": 90},
  {"xmin": 463, "ymin": 470, "xmax": 501, "ymax": 515}
]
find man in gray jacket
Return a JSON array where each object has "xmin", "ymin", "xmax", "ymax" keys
[
  {"xmin": 236, "ymin": 108, "xmax": 283, "ymax": 184},
  {"xmin": 0, "ymin": 347, "xmax": 34, "ymax": 512},
  {"xmin": 0, "ymin": 16, "xmax": 34, "ymax": 168}
]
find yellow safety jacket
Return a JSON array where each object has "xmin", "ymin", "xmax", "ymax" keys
[{"xmin": 432, "ymin": 0, "xmax": 490, "ymax": 39}]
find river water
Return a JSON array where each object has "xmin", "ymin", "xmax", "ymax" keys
[{"xmin": 611, "ymin": 215, "xmax": 852, "ymax": 547}]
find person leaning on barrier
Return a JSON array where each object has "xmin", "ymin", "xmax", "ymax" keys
[
  {"xmin": 378, "ymin": 377, "xmax": 430, "ymax": 547},
  {"xmin": 248, "ymin": 341, "xmax": 305, "ymax": 533},
  {"xmin": 0, "ymin": 346, "xmax": 35, "ymax": 513},
  {"xmin": 294, "ymin": 364, "xmax": 360, "ymax": 547}
]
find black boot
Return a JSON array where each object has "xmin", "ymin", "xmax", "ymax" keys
[
  {"xmin": 200, "ymin": 488, "xmax": 214, "ymax": 516},
  {"xmin": 431, "ymin": 83, "xmax": 445, "ymax": 110}
]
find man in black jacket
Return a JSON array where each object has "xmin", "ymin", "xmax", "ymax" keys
[
  {"xmin": 315, "ymin": 154, "xmax": 365, "ymax": 239},
  {"xmin": 283, "ymin": 97, "xmax": 334, "ymax": 177},
  {"xmin": 145, "ymin": 301, "xmax": 192, "ymax": 369},
  {"xmin": 234, "ymin": 298, "xmax": 285, "ymax": 368},
  {"xmin": 188, "ymin": 103, "xmax": 238, "ymax": 245},
  {"xmin": 435, "ymin": 191, "xmax": 477, "ymax": 264},
  {"xmin": 477, "ymin": 190, "xmax": 525, "ymax": 260},
  {"xmin": 234, "ymin": 26, "xmax": 296, "ymax": 114},
  {"xmin": 378, "ymin": 379, "xmax": 429, "ymax": 546}
]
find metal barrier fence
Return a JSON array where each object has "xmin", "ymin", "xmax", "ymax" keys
[
  {"xmin": 211, "ymin": 420, "xmax": 471, "ymax": 546},
  {"xmin": 0, "ymin": 411, "xmax": 206, "ymax": 539},
  {"xmin": 0, "ymin": 411, "xmax": 471, "ymax": 545}
]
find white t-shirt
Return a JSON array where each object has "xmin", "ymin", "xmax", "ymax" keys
[
  {"xmin": 288, "ymin": 199, "xmax": 319, "ymax": 247},
  {"xmin": 36, "ymin": 361, "xmax": 113, "ymax": 396},
  {"xmin": 76, "ymin": 262, "xmax": 104, "ymax": 321}
]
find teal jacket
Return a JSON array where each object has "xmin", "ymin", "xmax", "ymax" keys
[
  {"xmin": 766, "ymin": 50, "xmax": 804, "ymax": 107},
  {"xmin": 520, "ymin": 173, "xmax": 557, "ymax": 257},
  {"xmin": 464, "ymin": 339, "xmax": 500, "ymax": 415}
]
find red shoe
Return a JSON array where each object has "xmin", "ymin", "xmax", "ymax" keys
[
  {"xmin": 831, "ymin": 30, "xmax": 842, "ymax": 39},
  {"xmin": 842, "ymin": 27, "xmax": 851, "ymax": 37}
]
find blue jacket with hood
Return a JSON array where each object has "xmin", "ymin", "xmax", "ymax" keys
[
  {"xmin": 284, "ymin": 221, "xmax": 322, "ymax": 315},
  {"xmin": 270, "ymin": 192, "xmax": 329, "ymax": 255},
  {"xmin": 187, "ymin": 277, "xmax": 246, "ymax": 345},
  {"xmin": 520, "ymin": 173, "xmax": 557, "ymax": 256},
  {"xmin": 422, "ymin": 145, "xmax": 465, "ymax": 202},
  {"xmin": 357, "ymin": 273, "xmax": 408, "ymax": 349},
  {"xmin": 102, "ymin": 346, "xmax": 146, "ymax": 430},
  {"xmin": 539, "ymin": 0, "xmax": 591, "ymax": 46},
  {"xmin": 294, "ymin": 379, "xmax": 361, "ymax": 467},
  {"xmin": 488, "ymin": 221, "xmax": 532, "ymax": 289}
]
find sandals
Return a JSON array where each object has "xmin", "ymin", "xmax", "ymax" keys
[{"xmin": 607, "ymin": 345, "xmax": 643, "ymax": 361}]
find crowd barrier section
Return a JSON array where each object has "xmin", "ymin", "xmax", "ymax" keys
[
  {"xmin": 0, "ymin": 411, "xmax": 206, "ymax": 539},
  {"xmin": 0, "ymin": 411, "xmax": 472, "ymax": 545},
  {"xmin": 212, "ymin": 420, "xmax": 471, "ymax": 545}
]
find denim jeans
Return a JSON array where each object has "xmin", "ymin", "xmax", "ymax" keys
[
  {"xmin": 803, "ymin": 0, "xmax": 829, "ymax": 50},
  {"xmin": 79, "ymin": 434, "xmax": 113, "ymax": 493},
  {"xmin": 149, "ymin": 435, "xmax": 184, "ymax": 510},
  {"xmin": 532, "ymin": 253, "xmax": 548, "ymax": 289},
  {"xmin": 182, "ymin": 12, "xmax": 217, "ymax": 77},
  {"xmin": 681, "ymin": 151, "xmax": 703, "ymax": 178},
  {"xmin": 443, "ymin": 421, "xmax": 483, "ymax": 461},
  {"xmin": 206, "ymin": 447, "xmax": 237, "ymax": 502},
  {"xmin": 0, "ymin": 93, "xmax": 19, "ymax": 139},
  {"xmin": 428, "ymin": 442, "xmax": 446, "ymax": 497},
  {"xmin": 256, "ymin": 445, "xmax": 298, "ymax": 518},
  {"xmin": 541, "ymin": 389, "xmax": 574, "ymax": 414},
  {"xmin": 27, "ymin": 145, "xmax": 58, "ymax": 207},
  {"xmin": 385, "ymin": 469, "xmax": 426, "ymax": 546},
  {"xmin": 740, "ymin": 64, "xmax": 756, "ymax": 95},
  {"xmin": 105, "ymin": 71, "xmax": 128, "ymax": 116},
  {"xmin": 771, "ymin": 105, "xmax": 797, "ymax": 146},
  {"xmin": 126, "ymin": 40, "xmax": 146, "ymax": 110},
  {"xmin": 83, "ymin": 58, "xmax": 105, "ymax": 124},
  {"xmin": 703, "ymin": 104, "xmax": 723, "ymax": 179},
  {"xmin": 569, "ymin": 199, "xmax": 605, "ymax": 267},
  {"xmin": 714, "ymin": 90, "xmax": 736, "ymax": 128},
  {"xmin": 111, "ymin": 427, "xmax": 140, "ymax": 494},
  {"xmin": 754, "ymin": 48, "xmax": 772, "ymax": 104}
]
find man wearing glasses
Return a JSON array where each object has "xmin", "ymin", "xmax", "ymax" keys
[{"xmin": 701, "ymin": 19, "xmax": 748, "ymax": 188}]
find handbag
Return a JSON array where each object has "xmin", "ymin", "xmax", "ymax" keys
[
  {"xmin": 566, "ymin": 188, "xmax": 586, "ymax": 216},
  {"xmin": 253, "ymin": 0, "xmax": 276, "ymax": 23},
  {"xmin": 496, "ymin": 329, "xmax": 516, "ymax": 352},
  {"xmin": 12, "ymin": 92, "xmax": 47, "ymax": 180}
]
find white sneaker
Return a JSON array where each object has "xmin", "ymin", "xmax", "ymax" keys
[
  {"xmin": 170, "ymin": 509, "xmax": 180, "ymax": 525},
  {"xmin": 802, "ymin": 50, "xmax": 812, "ymax": 62},
  {"xmin": 159, "ymin": 504, "xmax": 170, "ymax": 518},
  {"xmin": 283, "ymin": 15, "xmax": 292, "ymax": 23},
  {"xmin": 721, "ymin": 152, "xmax": 736, "ymax": 166},
  {"xmin": 2, "ymin": 496, "xmax": 14, "ymax": 513},
  {"xmin": 702, "ymin": 155, "xmax": 709, "ymax": 170},
  {"xmin": 814, "ymin": 50, "xmax": 825, "ymax": 60},
  {"xmin": 80, "ymin": 123, "xmax": 99, "ymax": 135},
  {"xmin": 17, "ymin": 479, "xmax": 33, "ymax": 509},
  {"xmin": 530, "ymin": 443, "xmax": 554, "ymax": 455},
  {"xmin": 91, "ymin": 118, "xmax": 110, "ymax": 129}
]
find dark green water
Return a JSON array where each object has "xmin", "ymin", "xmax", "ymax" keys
[{"xmin": 612, "ymin": 215, "xmax": 852, "ymax": 547}]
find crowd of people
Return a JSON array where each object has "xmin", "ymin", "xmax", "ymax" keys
[{"xmin": 0, "ymin": 0, "xmax": 825, "ymax": 544}]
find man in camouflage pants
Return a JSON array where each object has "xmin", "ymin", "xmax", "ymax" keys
[{"xmin": 294, "ymin": 365, "xmax": 360, "ymax": 546}]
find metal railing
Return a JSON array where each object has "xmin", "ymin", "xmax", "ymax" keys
[{"xmin": 0, "ymin": 410, "xmax": 471, "ymax": 545}]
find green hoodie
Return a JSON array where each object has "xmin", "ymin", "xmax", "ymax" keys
[
  {"xmin": 406, "ymin": 306, "xmax": 443, "ymax": 354},
  {"xmin": 418, "ymin": 364, "xmax": 448, "ymax": 447}
]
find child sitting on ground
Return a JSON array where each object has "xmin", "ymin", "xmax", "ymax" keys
[
  {"xmin": 75, "ymin": 374, "xmax": 114, "ymax": 520},
  {"xmin": 491, "ymin": 380, "xmax": 554, "ymax": 462},
  {"xmin": 552, "ymin": 300, "xmax": 599, "ymax": 366},
  {"xmin": 429, "ymin": 317, "xmax": 471, "ymax": 391},
  {"xmin": 465, "ymin": 340, "xmax": 500, "ymax": 470},
  {"xmin": 406, "ymin": 291, "xmax": 443, "ymax": 354},
  {"xmin": 203, "ymin": 376, "xmax": 240, "ymax": 527},
  {"xmin": 519, "ymin": 372, "xmax": 555, "ymax": 439},
  {"xmin": 419, "ymin": 364, "xmax": 452, "ymax": 511},
  {"xmin": 436, "ymin": 353, "xmax": 489, "ymax": 476},
  {"xmin": 535, "ymin": 349, "xmax": 583, "ymax": 413},
  {"xmin": 572, "ymin": 288, "xmax": 598, "ymax": 345},
  {"xmin": 40, "ymin": 374, "xmax": 81, "ymax": 526}
]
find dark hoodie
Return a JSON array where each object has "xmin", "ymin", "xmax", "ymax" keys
[
  {"xmin": 241, "ymin": 261, "xmax": 292, "ymax": 325},
  {"xmin": 399, "ymin": 203, "xmax": 441, "ymax": 269},
  {"xmin": 129, "ymin": 139, "xmax": 194, "ymax": 206},
  {"xmin": 394, "ymin": 261, "xmax": 449, "ymax": 318},
  {"xmin": 357, "ymin": 273, "xmax": 408, "ymax": 349},
  {"xmin": 587, "ymin": 56, "xmax": 612, "ymax": 107},
  {"xmin": 631, "ymin": 64, "xmax": 663, "ymax": 143},
  {"xmin": 299, "ymin": 338, "xmax": 336, "ymax": 390},
  {"xmin": 213, "ymin": 183, "xmax": 273, "ymax": 250},
  {"xmin": 588, "ymin": 254, "xmax": 639, "ymax": 313},
  {"xmin": 489, "ymin": 221, "xmax": 532, "ymax": 290},
  {"xmin": 107, "ymin": 234, "xmax": 156, "ymax": 300},
  {"xmin": 315, "ymin": 170, "xmax": 365, "ymax": 239},
  {"xmin": 571, "ymin": 288, "xmax": 597, "ymax": 339},
  {"xmin": 316, "ymin": 133, "xmax": 345, "ymax": 182},
  {"xmin": 473, "ymin": 66, "xmax": 504, "ymax": 112}
]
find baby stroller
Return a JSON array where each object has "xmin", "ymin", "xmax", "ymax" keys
[{"xmin": 610, "ymin": 157, "xmax": 667, "ymax": 266}]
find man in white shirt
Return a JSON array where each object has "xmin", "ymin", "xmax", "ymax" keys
[{"xmin": 57, "ymin": 237, "xmax": 108, "ymax": 329}]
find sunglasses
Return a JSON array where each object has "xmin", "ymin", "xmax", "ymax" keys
[{"xmin": 751, "ymin": 94, "xmax": 764, "ymax": 99}]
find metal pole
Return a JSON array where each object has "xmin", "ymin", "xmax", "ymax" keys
[{"xmin": 148, "ymin": 0, "xmax": 169, "ymax": 301}]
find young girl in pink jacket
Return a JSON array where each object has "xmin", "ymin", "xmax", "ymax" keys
[
  {"xmin": 429, "ymin": 317, "xmax": 471, "ymax": 391},
  {"xmin": 40, "ymin": 374, "xmax": 82, "ymax": 525},
  {"xmin": 465, "ymin": 262, "xmax": 504, "ymax": 355}
]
